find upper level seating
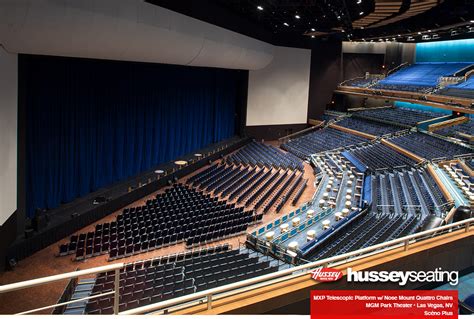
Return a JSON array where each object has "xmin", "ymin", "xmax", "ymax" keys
[
  {"xmin": 281, "ymin": 127, "xmax": 367, "ymax": 159},
  {"xmin": 226, "ymin": 141, "xmax": 303, "ymax": 171},
  {"xmin": 335, "ymin": 117, "xmax": 404, "ymax": 136},
  {"xmin": 58, "ymin": 184, "xmax": 261, "ymax": 261},
  {"xmin": 341, "ymin": 78, "xmax": 375, "ymax": 88},
  {"xmin": 388, "ymin": 132, "xmax": 473, "ymax": 160},
  {"xmin": 433, "ymin": 119, "xmax": 474, "ymax": 142},
  {"xmin": 346, "ymin": 143, "xmax": 416, "ymax": 171},
  {"xmin": 438, "ymin": 77, "xmax": 474, "ymax": 99},
  {"xmin": 374, "ymin": 62, "xmax": 472, "ymax": 88},
  {"xmin": 353, "ymin": 107, "xmax": 442, "ymax": 127},
  {"xmin": 81, "ymin": 246, "xmax": 280, "ymax": 314}
]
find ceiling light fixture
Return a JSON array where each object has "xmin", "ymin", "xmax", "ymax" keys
[
  {"xmin": 283, "ymin": 22, "xmax": 289, "ymax": 27},
  {"xmin": 311, "ymin": 35, "xmax": 315, "ymax": 38},
  {"xmin": 257, "ymin": 5, "xmax": 263, "ymax": 11},
  {"xmin": 357, "ymin": 0, "xmax": 362, "ymax": 4},
  {"xmin": 359, "ymin": 11, "xmax": 364, "ymax": 15},
  {"xmin": 295, "ymin": 15, "xmax": 300, "ymax": 19},
  {"xmin": 311, "ymin": 28, "xmax": 315, "ymax": 31},
  {"xmin": 470, "ymin": 20, "xmax": 474, "ymax": 23}
]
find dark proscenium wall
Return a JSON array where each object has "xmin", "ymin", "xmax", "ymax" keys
[
  {"xmin": 21, "ymin": 55, "xmax": 247, "ymax": 218},
  {"xmin": 307, "ymin": 40, "xmax": 343, "ymax": 120},
  {"xmin": 343, "ymin": 53, "xmax": 385, "ymax": 80}
]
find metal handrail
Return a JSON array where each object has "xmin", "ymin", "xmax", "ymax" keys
[
  {"xmin": 120, "ymin": 218, "xmax": 473, "ymax": 315},
  {"xmin": 1, "ymin": 218, "xmax": 472, "ymax": 315},
  {"xmin": 0, "ymin": 263, "xmax": 124, "ymax": 315}
]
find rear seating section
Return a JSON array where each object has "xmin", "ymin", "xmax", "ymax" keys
[
  {"xmin": 388, "ymin": 132, "xmax": 473, "ymax": 160},
  {"xmin": 353, "ymin": 107, "xmax": 442, "ymax": 127},
  {"xmin": 281, "ymin": 127, "xmax": 367, "ymax": 159},
  {"xmin": 371, "ymin": 168, "xmax": 448, "ymax": 215},
  {"xmin": 433, "ymin": 119, "xmax": 474, "ymax": 143},
  {"xmin": 438, "ymin": 76, "xmax": 474, "ymax": 99},
  {"xmin": 335, "ymin": 117, "xmax": 404, "ymax": 136},
  {"xmin": 346, "ymin": 143, "xmax": 416, "ymax": 171},
  {"xmin": 307, "ymin": 212, "xmax": 426, "ymax": 261},
  {"xmin": 373, "ymin": 62, "xmax": 472, "ymax": 91},
  {"xmin": 58, "ymin": 184, "xmax": 261, "ymax": 261},
  {"xmin": 226, "ymin": 141, "xmax": 303, "ymax": 171},
  {"xmin": 188, "ymin": 163, "xmax": 306, "ymax": 213},
  {"xmin": 82, "ymin": 245, "xmax": 280, "ymax": 314}
]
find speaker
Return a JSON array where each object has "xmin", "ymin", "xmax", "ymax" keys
[{"xmin": 32, "ymin": 209, "xmax": 49, "ymax": 231}]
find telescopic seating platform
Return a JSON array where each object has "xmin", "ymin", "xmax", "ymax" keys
[
  {"xmin": 345, "ymin": 143, "xmax": 416, "ymax": 171},
  {"xmin": 438, "ymin": 76, "xmax": 474, "ymax": 99},
  {"xmin": 58, "ymin": 184, "xmax": 262, "ymax": 261},
  {"xmin": 388, "ymin": 132, "xmax": 473, "ymax": 160}
]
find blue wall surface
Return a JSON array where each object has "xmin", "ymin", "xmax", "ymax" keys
[
  {"xmin": 22, "ymin": 55, "xmax": 242, "ymax": 217},
  {"xmin": 416, "ymin": 39, "xmax": 474, "ymax": 63}
]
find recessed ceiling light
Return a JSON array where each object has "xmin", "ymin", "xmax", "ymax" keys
[
  {"xmin": 311, "ymin": 35, "xmax": 315, "ymax": 38},
  {"xmin": 360, "ymin": 26, "xmax": 364, "ymax": 29},
  {"xmin": 359, "ymin": 11, "xmax": 364, "ymax": 15},
  {"xmin": 295, "ymin": 15, "xmax": 301, "ymax": 19},
  {"xmin": 357, "ymin": 0, "xmax": 362, "ymax": 3},
  {"xmin": 397, "ymin": 34, "xmax": 401, "ymax": 37},
  {"xmin": 418, "ymin": 31, "xmax": 422, "ymax": 35},
  {"xmin": 283, "ymin": 22, "xmax": 289, "ymax": 27},
  {"xmin": 257, "ymin": 5, "xmax": 263, "ymax": 11},
  {"xmin": 428, "ymin": 29, "xmax": 432, "ymax": 32},
  {"xmin": 470, "ymin": 20, "xmax": 474, "ymax": 23},
  {"xmin": 311, "ymin": 28, "xmax": 315, "ymax": 31}
]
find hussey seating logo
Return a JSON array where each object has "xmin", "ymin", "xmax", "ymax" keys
[{"xmin": 310, "ymin": 267, "xmax": 343, "ymax": 282}]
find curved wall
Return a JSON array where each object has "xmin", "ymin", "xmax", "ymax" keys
[{"xmin": 0, "ymin": 0, "xmax": 274, "ymax": 70}]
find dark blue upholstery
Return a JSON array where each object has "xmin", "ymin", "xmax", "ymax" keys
[{"xmin": 377, "ymin": 62, "xmax": 472, "ymax": 87}]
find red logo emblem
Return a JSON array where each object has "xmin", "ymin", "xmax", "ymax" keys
[{"xmin": 310, "ymin": 267, "xmax": 343, "ymax": 282}]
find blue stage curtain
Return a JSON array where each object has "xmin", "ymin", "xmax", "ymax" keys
[{"xmin": 23, "ymin": 55, "xmax": 241, "ymax": 217}]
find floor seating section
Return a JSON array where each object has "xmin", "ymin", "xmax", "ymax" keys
[
  {"xmin": 433, "ymin": 120, "xmax": 474, "ymax": 142},
  {"xmin": 188, "ymin": 163, "xmax": 305, "ymax": 213},
  {"xmin": 388, "ymin": 132, "xmax": 473, "ymax": 160},
  {"xmin": 346, "ymin": 143, "xmax": 416, "ymax": 171},
  {"xmin": 371, "ymin": 168, "xmax": 448, "ymax": 215},
  {"xmin": 58, "ymin": 184, "xmax": 262, "ymax": 260},
  {"xmin": 353, "ymin": 107, "xmax": 442, "ymax": 127},
  {"xmin": 226, "ymin": 141, "xmax": 303, "ymax": 171},
  {"xmin": 438, "ymin": 77, "xmax": 474, "ymax": 99},
  {"xmin": 308, "ymin": 211, "xmax": 426, "ymax": 261},
  {"xmin": 373, "ymin": 62, "xmax": 472, "ymax": 90},
  {"xmin": 281, "ymin": 127, "xmax": 367, "ymax": 159},
  {"xmin": 80, "ymin": 245, "xmax": 279, "ymax": 314},
  {"xmin": 335, "ymin": 117, "xmax": 404, "ymax": 136}
]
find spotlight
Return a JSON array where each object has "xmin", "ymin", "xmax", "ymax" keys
[
  {"xmin": 311, "ymin": 35, "xmax": 315, "ymax": 38},
  {"xmin": 357, "ymin": 0, "xmax": 362, "ymax": 3},
  {"xmin": 311, "ymin": 28, "xmax": 315, "ymax": 31},
  {"xmin": 257, "ymin": 5, "xmax": 263, "ymax": 11},
  {"xmin": 359, "ymin": 11, "xmax": 364, "ymax": 15},
  {"xmin": 283, "ymin": 22, "xmax": 289, "ymax": 26},
  {"xmin": 295, "ymin": 15, "xmax": 300, "ymax": 19},
  {"xmin": 418, "ymin": 32, "xmax": 422, "ymax": 35},
  {"xmin": 470, "ymin": 20, "xmax": 474, "ymax": 23}
]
